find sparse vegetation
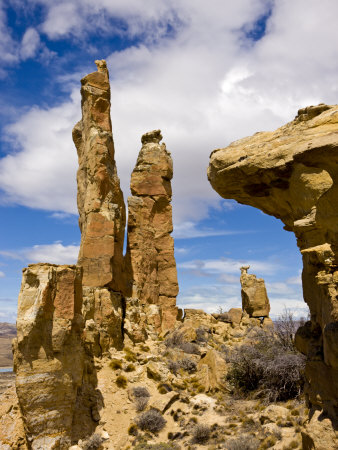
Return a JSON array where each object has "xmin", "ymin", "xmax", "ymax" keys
[
  {"xmin": 125, "ymin": 363, "xmax": 136, "ymax": 372},
  {"xmin": 82, "ymin": 432, "xmax": 104, "ymax": 450},
  {"xmin": 116, "ymin": 374, "xmax": 128, "ymax": 388},
  {"xmin": 128, "ymin": 423, "xmax": 138, "ymax": 436},
  {"xmin": 165, "ymin": 331, "xmax": 200, "ymax": 354},
  {"xmin": 136, "ymin": 408, "xmax": 166, "ymax": 433},
  {"xmin": 124, "ymin": 347, "xmax": 137, "ymax": 362},
  {"xmin": 109, "ymin": 359, "xmax": 122, "ymax": 370},
  {"xmin": 178, "ymin": 358, "xmax": 197, "ymax": 373},
  {"xmin": 225, "ymin": 435, "xmax": 260, "ymax": 450},
  {"xmin": 227, "ymin": 326, "xmax": 305, "ymax": 402},
  {"xmin": 133, "ymin": 386, "xmax": 150, "ymax": 411},
  {"xmin": 192, "ymin": 424, "xmax": 210, "ymax": 444}
]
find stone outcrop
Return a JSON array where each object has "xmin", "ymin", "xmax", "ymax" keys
[
  {"xmin": 6, "ymin": 61, "xmax": 183, "ymax": 448},
  {"xmin": 13, "ymin": 264, "xmax": 85, "ymax": 449},
  {"xmin": 125, "ymin": 130, "xmax": 179, "ymax": 337},
  {"xmin": 73, "ymin": 60, "xmax": 126, "ymax": 291},
  {"xmin": 73, "ymin": 60, "xmax": 125, "ymax": 355},
  {"xmin": 208, "ymin": 103, "xmax": 338, "ymax": 445},
  {"xmin": 240, "ymin": 266, "xmax": 270, "ymax": 317}
]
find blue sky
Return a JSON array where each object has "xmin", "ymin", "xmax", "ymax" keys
[{"xmin": 2, "ymin": 0, "xmax": 338, "ymax": 322}]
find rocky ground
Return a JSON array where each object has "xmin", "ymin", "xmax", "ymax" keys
[{"xmin": 53, "ymin": 309, "xmax": 306, "ymax": 450}]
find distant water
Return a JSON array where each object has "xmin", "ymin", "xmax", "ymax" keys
[{"xmin": 0, "ymin": 367, "xmax": 13, "ymax": 373}]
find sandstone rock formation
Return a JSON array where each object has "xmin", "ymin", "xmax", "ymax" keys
[
  {"xmin": 13, "ymin": 264, "xmax": 85, "ymax": 449},
  {"xmin": 73, "ymin": 60, "xmax": 126, "ymax": 355},
  {"xmin": 240, "ymin": 266, "xmax": 270, "ymax": 317},
  {"xmin": 208, "ymin": 103, "xmax": 338, "ymax": 446},
  {"xmin": 125, "ymin": 129, "xmax": 179, "ymax": 337},
  {"xmin": 73, "ymin": 59, "xmax": 126, "ymax": 291}
]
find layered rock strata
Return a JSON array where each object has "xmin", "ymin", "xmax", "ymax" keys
[
  {"xmin": 208, "ymin": 104, "xmax": 338, "ymax": 445},
  {"xmin": 72, "ymin": 59, "xmax": 126, "ymax": 291},
  {"xmin": 13, "ymin": 264, "xmax": 85, "ymax": 449},
  {"xmin": 73, "ymin": 60, "xmax": 126, "ymax": 354},
  {"xmin": 125, "ymin": 130, "xmax": 179, "ymax": 338},
  {"xmin": 240, "ymin": 265, "xmax": 270, "ymax": 317}
]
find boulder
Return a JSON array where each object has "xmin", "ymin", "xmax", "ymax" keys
[
  {"xmin": 196, "ymin": 349, "xmax": 227, "ymax": 391},
  {"xmin": 240, "ymin": 266, "xmax": 270, "ymax": 317}
]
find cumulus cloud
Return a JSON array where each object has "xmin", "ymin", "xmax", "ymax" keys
[
  {"xmin": 20, "ymin": 27, "xmax": 40, "ymax": 60},
  {"xmin": 0, "ymin": 242, "xmax": 79, "ymax": 265},
  {"xmin": 2, "ymin": 1, "xmax": 338, "ymax": 226}
]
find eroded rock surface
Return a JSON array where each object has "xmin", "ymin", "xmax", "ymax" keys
[
  {"xmin": 73, "ymin": 59, "xmax": 126, "ymax": 291},
  {"xmin": 13, "ymin": 264, "xmax": 85, "ymax": 449},
  {"xmin": 125, "ymin": 130, "xmax": 179, "ymax": 337},
  {"xmin": 240, "ymin": 265, "xmax": 270, "ymax": 317},
  {"xmin": 208, "ymin": 103, "xmax": 338, "ymax": 446}
]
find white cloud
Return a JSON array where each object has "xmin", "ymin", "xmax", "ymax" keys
[
  {"xmin": 178, "ymin": 257, "xmax": 281, "ymax": 276},
  {"xmin": 0, "ymin": 271, "xmax": 5, "ymax": 278},
  {"xmin": 2, "ymin": 1, "xmax": 338, "ymax": 227},
  {"xmin": 20, "ymin": 27, "xmax": 40, "ymax": 60},
  {"xmin": 173, "ymin": 221, "xmax": 247, "ymax": 239},
  {"xmin": 0, "ymin": 242, "xmax": 79, "ymax": 265}
]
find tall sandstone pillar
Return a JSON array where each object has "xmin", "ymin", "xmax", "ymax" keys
[
  {"xmin": 125, "ymin": 130, "xmax": 179, "ymax": 339},
  {"xmin": 72, "ymin": 59, "xmax": 126, "ymax": 292},
  {"xmin": 208, "ymin": 104, "xmax": 338, "ymax": 448},
  {"xmin": 72, "ymin": 60, "xmax": 126, "ymax": 354}
]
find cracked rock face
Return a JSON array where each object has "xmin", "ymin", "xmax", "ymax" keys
[
  {"xmin": 125, "ymin": 130, "xmax": 179, "ymax": 336},
  {"xmin": 73, "ymin": 59, "xmax": 126, "ymax": 292},
  {"xmin": 208, "ymin": 104, "xmax": 338, "ymax": 444},
  {"xmin": 13, "ymin": 264, "xmax": 85, "ymax": 449},
  {"xmin": 240, "ymin": 266, "xmax": 270, "ymax": 317}
]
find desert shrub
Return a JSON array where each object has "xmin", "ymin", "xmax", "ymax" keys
[
  {"xmin": 133, "ymin": 386, "xmax": 150, "ymax": 411},
  {"xmin": 225, "ymin": 435, "xmax": 260, "ymax": 450},
  {"xmin": 178, "ymin": 358, "xmax": 197, "ymax": 373},
  {"xmin": 134, "ymin": 443, "xmax": 179, "ymax": 450},
  {"xmin": 116, "ymin": 375, "xmax": 127, "ymax": 388},
  {"xmin": 168, "ymin": 360, "xmax": 180, "ymax": 375},
  {"xmin": 192, "ymin": 424, "xmax": 210, "ymax": 444},
  {"xmin": 165, "ymin": 331, "xmax": 185, "ymax": 348},
  {"xmin": 274, "ymin": 308, "xmax": 299, "ymax": 351},
  {"xmin": 133, "ymin": 386, "xmax": 151, "ymax": 398},
  {"xmin": 109, "ymin": 359, "xmax": 122, "ymax": 370},
  {"xmin": 195, "ymin": 326, "xmax": 208, "ymax": 343},
  {"xmin": 128, "ymin": 423, "xmax": 138, "ymax": 436},
  {"xmin": 136, "ymin": 408, "xmax": 166, "ymax": 433},
  {"xmin": 124, "ymin": 347, "xmax": 137, "ymax": 362},
  {"xmin": 82, "ymin": 433, "xmax": 104, "ymax": 450},
  {"xmin": 180, "ymin": 342, "xmax": 200, "ymax": 355},
  {"xmin": 227, "ymin": 327, "xmax": 305, "ymax": 402},
  {"xmin": 125, "ymin": 363, "xmax": 136, "ymax": 372}
]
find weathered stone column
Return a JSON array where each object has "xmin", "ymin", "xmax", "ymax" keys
[
  {"xmin": 73, "ymin": 60, "xmax": 125, "ymax": 354},
  {"xmin": 208, "ymin": 104, "xmax": 338, "ymax": 447},
  {"xmin": 73, "ymin": 60, "xmax": 126, "ymax": 292},
  {"xmin": 240, "ymin": 265, "xmax": 270, "ymax": 317},
  {"xmin": 13, "ymin": 264, "xmax": 84, "ymax": 449},
  {"xmin": 125, "ymin": 130, "xmax": 179, "ymax": 339}
]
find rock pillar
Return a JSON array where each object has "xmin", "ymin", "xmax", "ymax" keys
[
  {"xmin": 73, "ymin": 60, "xmax": 125, "ymax": 353},
  {"xmin": 240, "ymin": 265, "xmax": 270, "ymax": 317},
  {"xmin": 13, "ymin": 264, "xmax": 84, "ymax": 449},
  {"xmin": 125, "ymin": 130, "xmax": 179, "ymax": 338},
  {"xmin": 208, "ymin": 104, "xmax": 338, "ymax": 446},
  {"xmin": 73, "ymin": 59, "xmax": 126, "ymax": 291}
]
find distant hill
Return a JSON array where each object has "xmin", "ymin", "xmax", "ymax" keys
[{"xmin": 0, "ymin": 322, "xmax": 16, "ymax": 367}]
